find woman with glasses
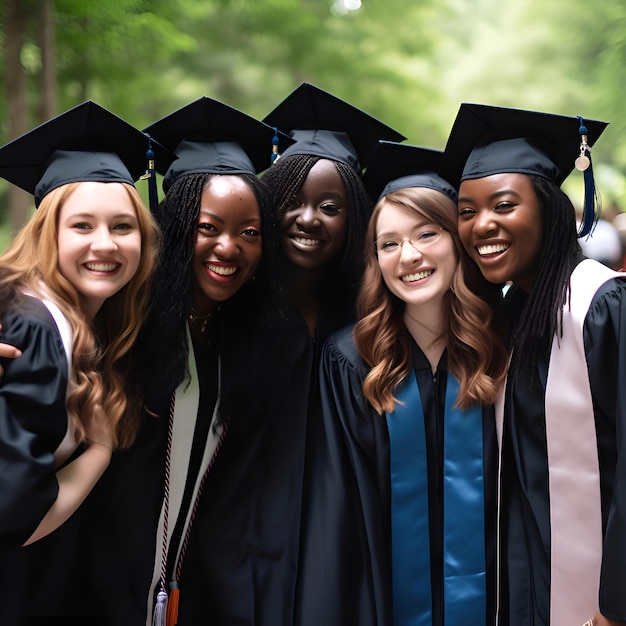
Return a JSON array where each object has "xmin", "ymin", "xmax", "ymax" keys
[{"xmin": 296, "ymin": 142, "xmax": 508, "ymax": 626}]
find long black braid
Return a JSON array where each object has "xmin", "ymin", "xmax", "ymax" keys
[
  {"xmin": 136, "ymin": 172, "xmax": 274, "ymax": 396},
  {"xmin": 508, "ymin": 175, "xmax": 581, "ymax": 379},
  {"xmin": 260, "ymin": 153, "xmax": 373, "ymax": 324}
]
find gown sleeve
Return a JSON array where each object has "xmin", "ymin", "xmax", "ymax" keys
[
  {"xmin": 583, "ymin": 277, "xmax": 626, "ymax": 621},
  {"xmin": 296, "ymin": 325, "xmax": 392, "ymax": 626},
  {"xmin": 0, "ymin": 303, "xmax": 70, "ymax": 548}
]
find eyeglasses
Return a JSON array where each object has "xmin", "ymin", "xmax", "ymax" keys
[{"xmin": 375, "ymin": 226, "xmax": 445, "ymax": 255}]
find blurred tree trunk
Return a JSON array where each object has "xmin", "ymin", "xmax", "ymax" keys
[
  {"xmin": 36, "ymin": 0, "xmax": 56, "ymax": 122},
  {"xmin": 5, "ymin": 0, "xmax": 32, "ymax": 235}
]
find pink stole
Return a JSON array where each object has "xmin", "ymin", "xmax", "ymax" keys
[{"xmin": 496, "ymin": 259, "xmax": 622, "ymax": 625}]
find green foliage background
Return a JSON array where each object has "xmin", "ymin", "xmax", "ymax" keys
[{"xmin": 0, "ymin": 0, "xmax": 625, "ymax": 247}]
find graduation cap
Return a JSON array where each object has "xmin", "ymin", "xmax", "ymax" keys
[
  {"xmin": 440, "ymin": 103, "xmax": 608, "ymax": 236},
  {"xmin": 363, "ymin": 140, "xmax": 457, "ymax": 203},
  {"xmin": 143, "ymin": 96, "xmax": 295, "ymax": 194},
  {"xmin": 0, "ymin": 100, "xmax": 162, "ymax": 208},
  {"xmin": 262, "ymin": 82, "xmax": 406, "ymax": 172}
]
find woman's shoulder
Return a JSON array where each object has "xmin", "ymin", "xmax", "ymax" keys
[
  {"xmin": 1, "ymin": 294, "xmax": 67, "ymax": 361},
  {"xmin": 323, "ymin": 323, "xmax": 366, "ymax": 370},
  {"xmin": 572, "ymin": 258, "xmax": 626, "ymax": 304},
  {"xmin": 3, "ymin": 293, "xmax": 61, "ymax": 330}
]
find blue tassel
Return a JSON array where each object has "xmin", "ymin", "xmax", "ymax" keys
[
  {"xmin": 270, "ymin": 126, "xmax": 280, "ymax": 165},
  {"xmin": 579, "ymin": 162, "xmax": 601, "ymax": 238},
  {"xmin": 576, "ymin": 117, "xmax": 601, "ymax": 238},
  {"xmin": 142, "ymin": 132, "xmax": 159, "ymax": 213},
  {"xmin": 152, "ymin": 590, "xmax": 168, "ymax": 626}
]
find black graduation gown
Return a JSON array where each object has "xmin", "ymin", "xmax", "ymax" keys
[
  {"xmin": 0, "ymin": 409, "xmax": 166, "ymax": 626},
  {"xmin": 0, "ymin": 296, "xmax": 94, "ymax": 626},
  {"xmin": 0, "ymin": 314, "xmax": 220, "ymax": 626},
  {"xmin": 0, "ymin": 295, "xmax": 168, "ymax": 626},
  {"xmin": 177, "ymin": 304, "xmax": 341, "ymax": 626},
  {"xmin": 0, "ymin": 297, "xmax": 69, "ymax": 547},
  {"xmin": 497, "ymin": 260, "xmax": 626, "ymax": 625},
  {"xmin": 295, "ymin": 324, "xmax": 497, "ymax": 626},
  {"xmin": 103, "ymin": 325, "xmax": 221, "ymax": 626}
]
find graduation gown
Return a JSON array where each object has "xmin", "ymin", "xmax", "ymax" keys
[
  {"xmin": 177, "ymin": 304, "xmax": 342, "ymax": 626},
  {"xmin": 295, "ymin": 324, "xmax": 497, "ymax": 626},
  {"xmin": 142, "ymin": 326, "xmax": 223, "ymax": 625},
  {"xmin": 497, "ymin": 259, "xmax": 626, "ymax": 625},
  {"xmin": 65, "ymin": 322, "xmax": 223, "ymax": 626},
  {"xmin": 0, "ymin": 316, "xmax": 222, "ymax": 626},
  {"xmin": 0, "ymin": 296, "xmax": 70, "ymax": 547},
  {"xmin": 0, "ymin": 295, "xmax": 93, "ymax": 626}
]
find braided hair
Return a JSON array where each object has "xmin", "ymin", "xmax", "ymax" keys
[
  {"xmin": 508, "ymin": 174, "xmax": 581, "ymax": 379},
  {"xmin": 137, "ymin": 172, "xmax": 273, "ymax": 395},
  {"xmin": 260, "ymin": 153, "xmax": 373, "ymax": 324}
]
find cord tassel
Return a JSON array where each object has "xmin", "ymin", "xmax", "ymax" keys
[
  {"xmin": 576, "ymin": 117, "xmax": 601, "ymax": 238},
  {"xmin": 166, "ymin": 580, "xmax": 180, "ymax": 626},
  {"xmin": 152, "ymin": 590, "xmax": 168, "ymax": 626},
  {"xmin": 579, "ymin": 162, "xmax": 601, "ymax": 237},
  {"xmin": 270, "ymin": 127, "xmax": 281, "ymax": 165},
  {"xmin": 141, "ymin": 132, "xmax": 159, "ymax": 213}
]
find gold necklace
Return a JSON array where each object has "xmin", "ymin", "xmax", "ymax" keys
[{"xmin": 189, "ymin": 308, "xmax": 213, "ymax": 334}]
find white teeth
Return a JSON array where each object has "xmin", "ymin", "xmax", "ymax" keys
[
  {"xmin": 207, "ymin": 264, "xmax": 237, "ymax": 276},
  {"xmin": 477, "ymin": 243, "xmax": 509, "ymax": 255},
  {"xmin": 294, "ymin": 236, "xmax": 321, "ymax": 246},
  {"xmin": 85, "ymin": 262, "xmax": 117, "ymax": 272},
  {"xmin": 401, "ymin": 270, "xmax": 433, "ymax": 282}
]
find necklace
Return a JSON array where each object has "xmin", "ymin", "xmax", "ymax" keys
[{"xmin": 188, "ymin": 308, "xmax": 213, "ymax": 334}]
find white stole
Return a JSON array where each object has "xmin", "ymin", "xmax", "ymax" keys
[
  {"xmin": 36, "ymin": 295, "xmax": 77, "ymax": 467},
  {"xmin": 145, "ymin": 325, "xmax": 222, "ymax": 625},
  {"xmin": 545, "ymin": 259, "xmax": 620, "ymax": 624},
  {"xmin": 495, "ymin": 259, "xmax": 623, "ymax": 625}
]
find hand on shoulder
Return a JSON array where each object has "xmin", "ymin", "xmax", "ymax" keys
[{"xmin": 0, "ymin": 324, "xmax": 23, "ymax": 376}]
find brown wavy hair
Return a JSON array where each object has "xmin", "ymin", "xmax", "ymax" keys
[
  {"xmin": 354, "ymin": 187, "xmax": 508, "ymax": 413},
  {"xmin": 0, "ymin": 182, "xmax": 160, "ymax": 448}
]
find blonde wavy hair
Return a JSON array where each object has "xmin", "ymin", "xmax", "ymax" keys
[
  {"xmin": 0, "ymin": 182, "xmax": 160, "ymax": 449},
  {"xmin": 354, "ymin": 187, "xmax": 508, "ymax": 413}
]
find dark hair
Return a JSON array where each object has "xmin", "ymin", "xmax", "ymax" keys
[
  {"xmin": 137, "ymin": 172, "xmax": 274, "ymax": 395},
  {"xmin": 260, "ymin": 153, "xmax": 373, "ymax": 323},
  {"xmin": 508, "ymin": 174, "xmax": 581, "ymax": 378}
]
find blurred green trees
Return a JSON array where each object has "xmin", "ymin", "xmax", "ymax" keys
[{"xmin": 0, "ymin": 0, "xmax": 624, "ymax": 236}]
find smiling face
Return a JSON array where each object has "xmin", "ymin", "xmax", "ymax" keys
[
  {"xmin": 375, "ymin": 199, "xmax": 456, "ymax": 318},
  {"xmin": 192, "ymin": 175, "xmax": 262, "ymax": 313},
  {"xmin": 457, "ymin": 172, "xmax": 543, "ymax": 293},
  {"xmin": 278, "ymin": 158, "xmax": 349, "ymax": 272},
  {"xmin": 57, "ymin": 181, "xmax": 142, "ymax": 319}
]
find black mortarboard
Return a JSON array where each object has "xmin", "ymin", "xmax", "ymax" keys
[
  {"xmin": 0, "ymin": 100, "xmax": 160, "ymax": 208},
  {"xmin": 440, "ymin": 103, "xmax": 608, "ymax": 236},
  {"xmin": 143, "ymin": 96, "xmax": 294, "ymax": 194},
  {"xmin": 363, "ymin": 140, "xmax": 457, "ymax": 203},
  {"xmin": 262, "ymin": 83, "xmax": 406, "ymax": 172}
]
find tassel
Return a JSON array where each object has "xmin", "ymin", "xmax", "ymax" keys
[
  {"xmin": 575, "ymin": 117, "xmax": 601, "ymax": 238},
  {"xmin": 152, "ymin": 590, "xmax": 168, "ymax": 626},
  {"xmin": 270, "ymin": 127, "xmax": 281, "ymax": 165},
  {"xmin": 166, "ymin": 580, "xmax": 180, "ymax": 626},
  {"xmin": 141, "ymin": 132, "xmax": 160, "ymax": 214}
]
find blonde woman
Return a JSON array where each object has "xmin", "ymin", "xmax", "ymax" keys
[{"xmin": 0, "ymin": 101, "xmax": 159, "ymax": 623}]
